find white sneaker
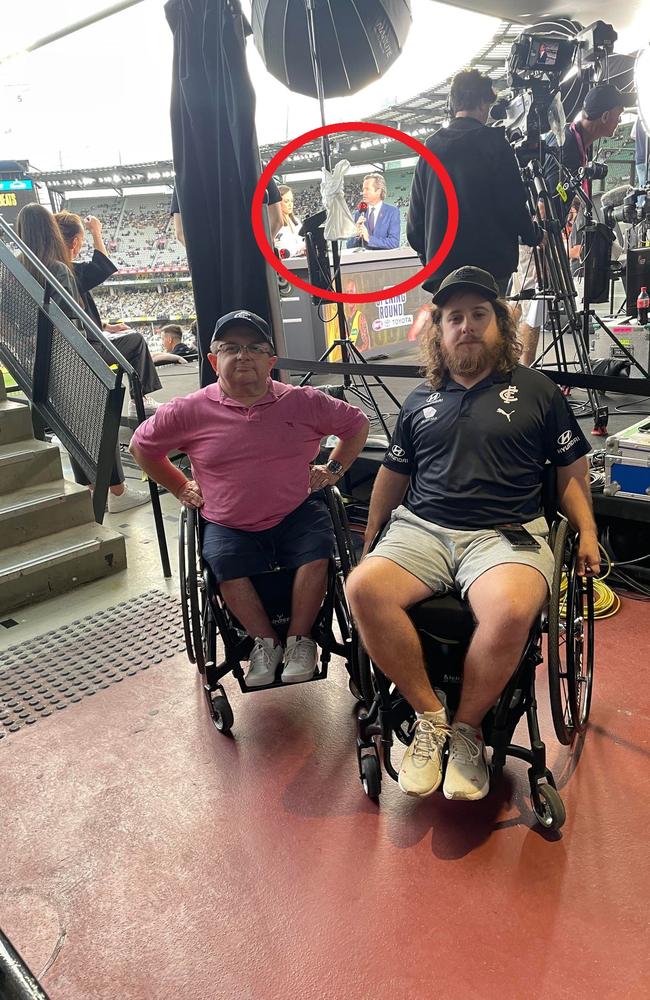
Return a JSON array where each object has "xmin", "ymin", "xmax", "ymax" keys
[
  {"xmin": 128, "ymin": 397, "xmax": 160, "ymax": 419},
  {"xmin": 245, "ymin": 637, "xmax": 283, "ymax": 688},
  {"xmin": 398, "ymin": 709, "xmax": 451, "ymax": 797},
  {"xmin": 281, "ymin": 635, "xmax": 318, "ymax": 683},
  {"xmin": 443, "ymin": 722, "xmax": 490, "ymax": 801},
  {"xmin": 107, "ymin": 484, "xmax": 151, "ymax": 513}
]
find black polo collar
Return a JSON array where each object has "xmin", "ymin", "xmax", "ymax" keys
[{"xmin": 440, "ymin": 369, "xmax": 513, "ymax": 393}]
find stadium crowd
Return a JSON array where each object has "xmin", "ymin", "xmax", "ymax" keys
[{"xmin": 93, "ymin": 286, "xmax": 195, "ymax": 320}]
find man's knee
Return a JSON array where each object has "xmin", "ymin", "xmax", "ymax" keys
[
  {"xmin": 480, "ymin": 600, "xmax": 539, "ymax": 642},
  {"xmin": 347, "ymin": 562, "xmax": 385, "ymax": 618}
]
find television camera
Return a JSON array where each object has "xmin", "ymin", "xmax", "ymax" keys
[{"xmin": 494, "ymin": 20, "xmax": 617, "ymax": 162}]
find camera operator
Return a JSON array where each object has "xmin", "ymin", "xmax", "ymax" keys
[
  {"xmin": 543, "ymin": 83, "xmax": 626, "ymax": 225},
  {"xmin": 407, "ymin": 69, "xmax": 542, "ymax": 297}
]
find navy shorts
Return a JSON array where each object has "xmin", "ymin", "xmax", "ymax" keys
[{"xmin": 201, "ymin": 494, "xmax": 335, "ymax": 583}]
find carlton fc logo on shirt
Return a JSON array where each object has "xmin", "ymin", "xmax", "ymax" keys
[{"xmin": 499, "ymin": 386, "xmax": 519, "ymax": 405}]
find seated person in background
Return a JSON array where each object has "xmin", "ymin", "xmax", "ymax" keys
[
  {"xmin": 130, "ymin": 310, "xmax": 369, "ymax": 686},
  {"xmin": 347, "ymin": 267, "xmax": 599, "ymax": 802},
  {"xmin": 152, "ymin": 323, "xmax": 194, "ymax": 364},
  {"xmin": 55, "ymin": 211, "xmax": 162, "ymax": 418},
  {"xmin": 274, "ymin": 185, "xmax": 306, "ymax": 258}
]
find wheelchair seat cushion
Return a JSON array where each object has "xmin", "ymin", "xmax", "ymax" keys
[
  {"xmin": 409, "ymin": 593, "xmax": 475, "ymax": 644},
  {"xmin": 201, "ymin": 494, "xmax": 334, "ymax": 583}
]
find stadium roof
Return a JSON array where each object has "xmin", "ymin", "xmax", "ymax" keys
[{"xmin": 32, "ymin": 19, "xmax": 523, "ymax": 193}]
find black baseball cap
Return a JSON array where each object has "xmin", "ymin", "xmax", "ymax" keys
[
  {"xmin": 583, "ymin": 84, "xmax": 627, "ymax": 118},
  {"xmin": 211, "ymin": 310, "xmax": 275, "ymax": 348},
  {"xmin": 431, "ymin": 266, "xmax": 500, "ymax": 307}
]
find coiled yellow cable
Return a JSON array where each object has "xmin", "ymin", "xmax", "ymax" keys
[{"xmin": 558, "ymin": 544, "xmax": 621, "ymax": 620}]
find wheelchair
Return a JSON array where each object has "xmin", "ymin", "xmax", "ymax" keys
[
  {"xmin": 353, "ymin": 493, "xmax": 595, "ymax": 832},
  {"xmin": 178, "ymin": 488, "xmax": 359, "ymax": 734}
]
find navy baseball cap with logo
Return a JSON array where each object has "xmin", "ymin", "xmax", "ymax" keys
[
  {"xmin": 212, "ymin": 310, "xmax": 275, "ymax": 348},
  {"xmin": 431, "ymin": 266, "xmax": 500, "ymax": 307}
]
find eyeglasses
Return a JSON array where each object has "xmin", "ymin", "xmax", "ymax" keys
[{"xmin": 215, "ymin": 343, "xmax": 271, "ymax": 357}]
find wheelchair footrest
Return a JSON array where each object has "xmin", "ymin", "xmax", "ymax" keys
[{"xmin": 234, "ymin": 665, "xmax": 329, "ymax": 694}]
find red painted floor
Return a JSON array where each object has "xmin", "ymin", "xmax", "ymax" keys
[{"xmin": 1, "ymin": 597, "xmax": 649, "ymax": 1000}]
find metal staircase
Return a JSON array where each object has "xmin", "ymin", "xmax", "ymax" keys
[{"xmin": 0, "ymin": 372, "xmax": 126, "ymax": 614}]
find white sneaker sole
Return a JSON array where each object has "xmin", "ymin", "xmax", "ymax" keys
[
  {"xmin": 443, "ymin": 777, "xmax": 490, "ymax": 801},
  {"xmin": 397, "ymin": 773, "xmax": 442, "ymax": 798},
  {"xmin": 281, "ymin": 667, "xmax": 316, "ymax": 684},
  {"xmin": 244, "ymin": 670, "xmax": 277, "ymax": 688}
]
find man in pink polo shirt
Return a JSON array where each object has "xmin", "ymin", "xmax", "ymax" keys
[{"xmin": 130, "ymin": 310, "xmax": 369, "ymax": 687}]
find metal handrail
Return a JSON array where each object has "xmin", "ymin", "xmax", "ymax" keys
[{"xmin": 0, "ymin": 215, "xmax": 170, "ymax": 576}]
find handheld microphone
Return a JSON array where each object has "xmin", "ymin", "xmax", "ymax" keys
[{"xmin": 357, "ymin": 200, "xmax": 367, "ymax": 224}]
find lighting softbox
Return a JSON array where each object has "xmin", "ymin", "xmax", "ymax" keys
[{"xmin": 251, "ymin": 0, "xmax": 412, "ymax": 99}]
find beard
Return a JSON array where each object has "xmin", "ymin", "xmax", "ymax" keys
[{"xmin": 441, "ymin": 336, "xmax": 504, "ymax": 377}]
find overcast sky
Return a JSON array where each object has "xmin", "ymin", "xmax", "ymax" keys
[
  {"xmin": 1, "ymin": 0, "xmax": 499, "ymax": 171},
  {"xmin": 1, "ymin": 1, "xmax": 647, "ymax": 172}
]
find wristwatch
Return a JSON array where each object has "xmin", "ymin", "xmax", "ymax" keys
[{"xmin": 325, "ymin": 459, "xmax": 344, "ymax": 478}]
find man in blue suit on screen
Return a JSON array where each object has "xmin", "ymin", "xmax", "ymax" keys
[{"xmin": 347, "ymin": 173, "xmax": 400, "ymax": 251}]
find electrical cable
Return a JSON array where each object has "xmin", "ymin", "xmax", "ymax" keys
[{"xmin": 557, "ymin": 541, "xmax": 621, "ymax": 620}]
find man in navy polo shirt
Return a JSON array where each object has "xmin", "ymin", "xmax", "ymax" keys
[{"xmin": 348, "ymin": 267, "xmax": 600, "ymax": 802}]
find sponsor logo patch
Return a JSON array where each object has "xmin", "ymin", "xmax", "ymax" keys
[
  {"xmin": 557, "ymin": 429, "xmax": 580, "ymax": 453},
  {"xmin": 389, "ymin": 444, "xmax": 408, "ymax": 463}
]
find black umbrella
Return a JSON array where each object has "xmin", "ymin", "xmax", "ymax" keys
[
  {"xmin": 251, "ymin": 0, "xmax": 412, "ymax": 99},
  {"xmin": 165, "ymin": 0, "xmax": 271, "ymax": 386}
]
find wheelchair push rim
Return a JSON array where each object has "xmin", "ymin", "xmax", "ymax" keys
[
  {"xmin": 547, "ymin": 518, "xmax": 595, "ymax": 744},
  {"xmin": 178, "ymin": 506, "xmax": 196, "ymax": 665},
  {"xmin": 179, "ymin": 505, "xmax": 209, "ymax": 674}
]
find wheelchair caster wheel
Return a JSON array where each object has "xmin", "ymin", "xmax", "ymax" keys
[
  {"xmin": 210, "ymin": 694, "xmax": 234, "ymax": 735},
  {"xmin": 532, "ymin": 783, "xmax": 565, "ymax": 831},
  {"xmin": 348, "ymin": 676, "xmax": 363, "ymax": 702},
  {"xmin": 360, "ymin": 754, "xmax": 381, "ymax": 800}
]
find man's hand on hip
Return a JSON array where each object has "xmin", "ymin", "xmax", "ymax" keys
[
  {"xmin": 176, "ymin": 479, "xmax": 204, "ymax": 508},
  {"xmin": 309, "ymin": 465, "xmax": 341, "ymax": 492}
]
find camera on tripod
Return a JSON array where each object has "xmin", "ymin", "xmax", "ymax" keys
[
  {"xmin": 579, "ymin": 161, "xmax": 608, "ymax": 182},
  {"xmin": 603, "ymin": 185, "xmax": 650, "ymax": 227},
  {"xmin": 494, "ymin": 20, "xmax": 617, "ymax": 162}
]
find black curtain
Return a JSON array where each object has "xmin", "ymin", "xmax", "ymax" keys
[{"xmin": 165, "ymin": 0, "xmax": 271, "ymax": 386}]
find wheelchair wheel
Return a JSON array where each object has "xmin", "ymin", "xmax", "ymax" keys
[
  {"xmin": 548, "ymin": 518, "xmax": 595, "ymax": 744},
  {"xmin": 360, "ymin": 753, "xmax": 381, "ymax": 799},
  {"xmin": 531, "ymin": 783, "xmax": 566, "ymax": 831},
  {"xmin": 355, "ymin": 641, "xmax": 376, "ymax": 712},
  {"xmin": 209, "ymin": 692, "xmax": 234, "ymax": 735},
  {"xmin": 325, "ymin": 487, "xmax": 357, "ymax": 578},
  {"xmin": 547, "ymin": 518, "xmax": 576, "ymax": 745},
  {"xmin": 566, "ymin": 569, "xmax": 595, "ymax": 735},
  {"xmin": 181, "ymin": 506, "xmax": 207, "ymax": 674},
  {"xmin": 178, "ymin": 507, "xmax": 196, "ymax": 665}
]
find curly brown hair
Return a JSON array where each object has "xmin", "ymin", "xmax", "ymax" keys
[{"xmin": 420, "ymin": 298, "xmax": 522, "ymax": 389}]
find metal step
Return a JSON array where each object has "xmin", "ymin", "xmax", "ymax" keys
[
  {"xmin": 0, "ymin": 399, "xmax": 33, "ymax": 447},
  {"xmin": 0, "ymin": 521, "xmax": 127, "ymax": 615},
  {"xmin": 0, "ymin": 479, "xmax": 94, "ymax": 550},
  {"xmin": 0, "ymin": 439, "xmax": 63, "ymax": 495}
]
